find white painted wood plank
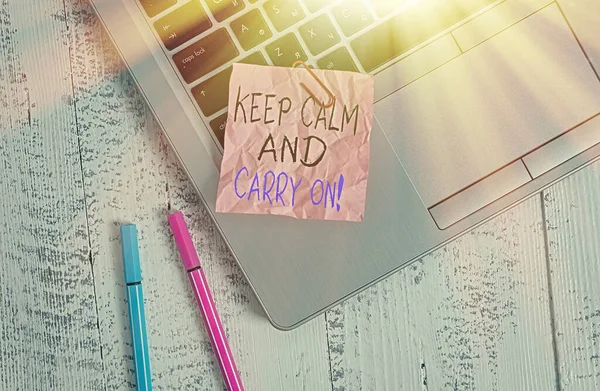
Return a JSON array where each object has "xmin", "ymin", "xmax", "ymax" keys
[
  {"xmin": 0, "ymin": 1, "xmax": 104, "ymax": 389},
  {"xmin": 64, "ymin": 4, "xmax": 230, "ymax": 386},
  {"xmin": 543, "ymin": 160, "xmax": 600, "ymax": 390},
  {"xmin": 167, "ymin": 163, "xmax": 332, "ymax": 391},
  {"xmin": 64, "ymin": 0, "xmax": 332, "ymax": 389},
  {"xmin": 326, "ymin": 197, "xmax": 557, "ymax": 390}
]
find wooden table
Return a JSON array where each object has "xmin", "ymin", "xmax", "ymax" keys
[{"xmin": 1, "ymin": 1, "xmax": 599, "ymax": 390}]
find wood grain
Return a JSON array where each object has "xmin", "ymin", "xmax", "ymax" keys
[
  {"xmin": 0, "ymin": 0, "xmax": 103, "ymax": 389},
  {"xmin": 8, "ymin": 0, "xmax": 600, "ymax": 389},
  {"xmin": 166, "ymin": 149, "xmax": 332, "ymax": 391},
  {"xmin": 326, "ymin": 197, "xmax": 558, "ymax": 391},
  {"xmin": 543, "ymin": 160, "xmax": 600, "ymax": 390},
  {"xmin": 63, "ymin": 0, "xmax": 331, "ymax": 389}
]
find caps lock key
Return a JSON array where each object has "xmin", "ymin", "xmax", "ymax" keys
[{"xmin": 173, "ymin": 28, "xmax": 239, "ymax": 84}]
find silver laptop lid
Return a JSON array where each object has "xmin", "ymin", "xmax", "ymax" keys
[{"xmin": 90, "ymin": 0, "xmax": 600, "ymax": 329}]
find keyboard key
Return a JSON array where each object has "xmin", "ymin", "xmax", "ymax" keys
[
  {"xmin": 299, "ymin": 15, "xmax": 340, "ymax": 55},
  {"xmin": 351, "ymin": 0, "xmax": 496, "ymax": 72},
  {"xmin": 239, "ymin": 51, "xmax": 269, "ymax": 66},
  {"xmin": 303, "ymin": 0, "xmax": 329, "ymax": 12},
  {"xmin": 173, "ymin": 28, "xmax": 239, "ymax": 83},
  {"xmin": 206, "ymin": 0, "xmax": 245, "ymax": 22},
  {"xmin": 265, "ymin": 33, "xmax": 308, "ymax": 67},
  {"xmin": 332, "ymin": 0, "xmax": 373, "ymax": 37},
  {"xmin": 369, "ymin": 0, "xmax": 412, "ymax": 17},
  {"xmin": 192, "ymin": 52, "xmax": 268, "ymax": 116},
  {"xmin": 154, "ymin": 1, "xmax": 212, "ymax": 51},
  {"xmin": 263, "ymin": 0, "xmax": 306, "ymax": 32},
  {"xmin": 193, "ymin": 69, "xmax": 234, "ymax": 117},
  {"xmin": 317, "ymin": 47, "xmax": 358, "ymax": 72},
  {"xmin": 210, "ymin": 112, "xmax": 228, "ymax": 148},
  {"xmin": 231, "ymin": 9, "xmax": 273, "ymax": 50},
  {"xmin": 139, "ymin": 0, "xmax": 176, "ymax": 18}
]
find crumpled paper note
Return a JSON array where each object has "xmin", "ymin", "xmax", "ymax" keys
[{"xmin": 216, "ymin": 63, "xmax": 374, "ymax": 221}]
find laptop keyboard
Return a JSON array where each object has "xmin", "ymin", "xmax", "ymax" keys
[
  {"xmin": 230, "ymin": 9, "xmax": 272, "ymax": 50},
  {"xmin": 154, "ymin": 1, "xmax": 212, "ymax": 50},
  {"xmin": 138, "ymin": 0, "xmax": 497, "ymax": 148},
  {"xmin": 206, "ymin": 0, "xmax": 246, "ymax": 22},
  {"xmin": 332, "ymin": 1, "xmax": 373, "ymax": 37},
  {"xmin": 139, "ymin": 0, "xmax": 177, "ymax": 17},
  {"xmin": 172, "ymin": 28, "xmax": 239, "ymax": 83},
  {"xmin": 264, "ymin": 0, "xmax": 306, "ymax": 31},
  {"xmin": 191, "ymin": 52, "xmax": 268, "ymax": 116}
]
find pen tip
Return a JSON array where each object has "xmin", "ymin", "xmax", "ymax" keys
[{"xmin": 167, "ymin": 211, "xmax": 201, "ymax": 270}]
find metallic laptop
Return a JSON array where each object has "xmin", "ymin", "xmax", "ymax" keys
[{"xmin": 90, "ymin": 0, "xmax": 600, "ymax": 329}]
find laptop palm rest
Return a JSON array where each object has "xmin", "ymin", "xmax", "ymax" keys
[{"xmin": 375, "ymin": 4, "xmax": 600, "ymax": 228}]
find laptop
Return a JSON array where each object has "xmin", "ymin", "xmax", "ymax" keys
[{"xmin": 90, "ymin": 0, "xmax": 600, "ymax": 329}]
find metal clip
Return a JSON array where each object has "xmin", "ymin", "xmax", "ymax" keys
[{"xmin": 292, "ymin": 60, "xmax": 335, "ymax": 109}]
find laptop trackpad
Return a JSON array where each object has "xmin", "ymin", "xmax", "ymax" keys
[{"xmin": 375, "ymin": 5, "xmax": 600, "ymax": 215}]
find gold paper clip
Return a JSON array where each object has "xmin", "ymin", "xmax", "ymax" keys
[{"xmin": 293, "ymin": 60, "xmax": 335, "ymax": 109}]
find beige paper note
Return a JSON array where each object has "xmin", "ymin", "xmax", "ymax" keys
[{"xmin": 216, "ymin": 63, "xmax": 374, "ymax": 221}]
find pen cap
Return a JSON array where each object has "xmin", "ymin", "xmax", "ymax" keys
[
  {"xmin": 168, "ymin": 211, "xmax": 201, "ymax": 271},
  {"xmin": 120, "ymin": 224, "xmax": 142, "ymax": 284}
]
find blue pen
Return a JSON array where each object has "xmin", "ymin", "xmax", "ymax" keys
[{"xmin": 120, "ymin": 224, "xmax": 153, "ymax": 391}]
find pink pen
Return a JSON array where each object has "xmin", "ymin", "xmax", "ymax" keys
[{"xmin": 168, "ymin": 211, "xmax": 244, "ymax": 391}]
